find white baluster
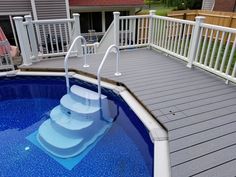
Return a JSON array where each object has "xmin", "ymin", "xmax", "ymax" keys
[
  {"xmin": 209, "ymin": 30, "xmax": 219, "ymax": 68},
  {"xmin": 214, "ymin": 32, "xmax": 225, "ymax": 70}
]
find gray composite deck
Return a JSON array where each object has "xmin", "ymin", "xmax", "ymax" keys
[{"xmin": 20, "ymin": 48, "xmax": 236, "ymax": 177}]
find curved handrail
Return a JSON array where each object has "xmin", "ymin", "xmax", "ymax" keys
[
  {"xmin": 97, "ymin": 44, "xmax": 121, "ymax": 104},
  {"xmin": 64, "ymin": 35, "xmax": 88, "ymax": 93}
]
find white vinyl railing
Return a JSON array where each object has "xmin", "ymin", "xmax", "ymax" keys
[
  {"xmin": 14, "ymin": 11, "xmax": 236, "ymax": 84},
  {"xmin": 118, "ymin": 12, "xmax": 196, "ymax": 61},
  {"xmin": 14, "ymin": 14, "xmax": 93, "ymax": 65},
  {"xmin": 151, "ymin": 16, "xmax": 195, "ymax": 61},
  {"xmin": 193, "ymin": 23, "xmax": 236, "ymax": 83},
  {"xmin": 117, "ymin": 12, "xmax": 235, "ymax": 83},
  {"xmin": 14, "ymin": 15, "xmax": 76, "ymax": 64},
  {"xmin": 119, "ymin": 15, "xmax": 150, "ymax": 49},
  {"xmin": 32, "ymin": 19, "xmax": 74, "ymax": 57},
  {"xmin": 85, "ymin": 43, "xmax": 99, "ymax": 54}
]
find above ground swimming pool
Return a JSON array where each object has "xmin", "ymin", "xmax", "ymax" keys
[{"xmin": 0, "ymin": 76, "xmax": 153, "ymax": 177}]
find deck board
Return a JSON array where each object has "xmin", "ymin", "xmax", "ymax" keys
[
  {"xmin": 170, "ymin": 120, "xmax": 236, "ymax": 152},
  {"xmin": 193, "ymin": 159, "xmax": 236, "ymax": 177},
  {"xmin": 166, "ymin": 104, "xmax": 236, "ymax": 130},
  {"xmin": 171, "ymin": 132, "xmax": 236, "ymax": 166},
  {"xmin": 20, "ymin": 48, "xmax": 236, "ymax": 177},
  {"xmin": 171, "ymin": 144, "xmax": 236, "ymax": 177}
]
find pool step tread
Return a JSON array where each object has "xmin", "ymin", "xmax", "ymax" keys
[
  {"xmin": 50, "ymin": 105, "xmax": 93, "ymax": 131},
  {"xmin": 60, "ymin": 93, "xmax": 100, "ymax": 115},
  {"xmin": 38, "ymin": 119, "xmax": 83, "ymax": 149},
  {"xmin": 71, "ymin": 85, "xmax": 106, "ymax": 100},
  {"xmin": 38, "ymin": 118, "xmax": 111, "ymax": 158}
]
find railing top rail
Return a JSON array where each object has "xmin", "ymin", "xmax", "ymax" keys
[
  {"xmin": 31, "ymin": 19, "xmax": 74, "ymax": 24},
  {"xmin": 82, "ymin": 32, "xmax": 105, "ymax": 36},
  {"xmin": 119, "ymin": 15, "xmax": 150, "ymax": 20},
  {"xmin": 83, "ymin": 43, "xmax": 97, "ymax": 47},
  {"xmin": 200, "ymin": 23, "xmax": 236, "ymax": 33},
  {"xmin": 153, "ymin": 15, "xmax": 196, "ymax": 25}
]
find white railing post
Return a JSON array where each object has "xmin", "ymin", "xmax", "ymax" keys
[
  {"xmin": 73, "ymin": 13, "xmax": 81, "ymax": 37},
  {"xmin": 72, "ymin": 13, "xmax": 82, "ymax": 56},
  {"xmin": 187, "ymin": 16, "xmax": 205, "ymax": 68},
  {"xmin": 148, "ymin": 10, "xmax": 156, "ymax": 47},
  {"xmin": 13, "ymin": 16, "xmax": 32, "ymax": 66},
  {"xmin": 25, "ymin": 15, "xmax": 38, "ymax": 61},
  {"xmin": 113, "ymin": 12, "xmax": 120, "ymax": 46},
  {"xmin": 94, "ymin": 42, "xmax": 99, "ymax": 54}
]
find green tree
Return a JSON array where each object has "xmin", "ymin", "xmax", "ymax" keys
[
  {"xmin": 145, "ymin": 0, "xmax": 153, "ymax": 9},
  {"xmin": 161, "ymin": 0, "xmax": 178, "ymax": 7},
  {"xmin": 161, "ymin": 0, "xmax": 202, "ymax": 9}
]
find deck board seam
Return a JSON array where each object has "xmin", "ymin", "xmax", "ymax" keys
[
  {"xmin": 170, "ymin": 130, "xmax": 236, "ymax": 153},
  {"xmin": 143, "ymin": 82, "xmax": 224, "ymax": 101},
  {"xmin": 137, "ymin": 79, "xmax": 224, "ymax": 97},
  {"xmin": 143, "ymin": 85, "xmax": 227, "ymax": 105},
  {"xmin": 162, "ymin": 96, "xmax": 236, "ymax": 117},
  {"xmin": 189, "ymin": 158, "xmax": 236, "ymax": 177},
  {"xmin": 169, "ymin": 119, "xmax": 236, "ymax": 142},
  {"xmin": 167, "ymin": 110, "xmax": 236, "ymax": 130},
  {"xmin": 171, "ymin": 143, "xmax": 236, "ymax": 168},
  {"xmin": 122, "ymin": 70, "xmax": 210, "ymax": 83},
  {"xmin": 149, "ymin": 89, "xmax": 236, "ymax": 110},
  {"xmin": 134, "ymin": 76, "xmax": 219, "ymax": 93}
]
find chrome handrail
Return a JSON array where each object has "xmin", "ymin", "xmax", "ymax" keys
[
  {"xmin": 97, "ymin": 44, "xmax": 121, "ymax": 106},
  {"xmin": 64, "ymin": 35, "xmax": 88, "ymax": 93}
]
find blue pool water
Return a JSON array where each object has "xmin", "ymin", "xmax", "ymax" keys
[{"xmin": 0, "ymin": 76, "xmax": 153, "ymax": 177}]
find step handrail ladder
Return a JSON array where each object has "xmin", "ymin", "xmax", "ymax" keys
[
  {"xmin": 64, "ymin": 35, "xmax": 89, "ymax": 93},
  {"xmin": 97, "ymin": 44, "xmax": 121, "ymax": 107}
]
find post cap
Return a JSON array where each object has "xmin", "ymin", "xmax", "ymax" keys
[
  {"xmin": 195, "ymin": 16, "xmax": 205, "ymax": 21},
  {"xmin": 149, "ymin": 10, "xmax": 156, "ymax": 15},
  {"xmin": 113, "ymin": 12, "xmax": 120, "ymax": 16},
  {"xmin": 24, "ymin": 15, "xmax": 32, "ymax": 20},
  {"xmin": 24, "ymin": 15, "xmax": 32, "ymax": 18},
  {"xmin": 73, "ymin": 13, "xmax": 80, "ymax": 17},
  {"xmin": 13, "ymin": 16, "xmax": 23, "ymax": 21}
]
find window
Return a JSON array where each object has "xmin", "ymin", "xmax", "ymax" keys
[{"xmin": 80, "ymin": 12, "xmax": 102, "ymax": 33}]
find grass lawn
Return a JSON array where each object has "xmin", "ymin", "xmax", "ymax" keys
[{"xmin": 138, "ymin": 2, "xmax": 176, "ymax": 16}]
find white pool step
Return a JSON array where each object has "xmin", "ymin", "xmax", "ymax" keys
[
  {"xmin": 37, "ymin": 85, "xmax": 113, "ymax": 158},
  {"xmin": 70, "ymin": 85, "xmax": 107, "ymax": 107},
  {"xmin": 39, "ymin": 119, "xmax": 83, "ymax": 149},
  {"xmin": 50, "ymin": 105, "xmax": 93, "ymax": 131},
  {"xmin": 71, "ymin": 85, "xmax": 106, "ymax": 101},
  {"xmin": 38, "ymin": 119, "xmax": 84, "ymax": 158},
  {"xmin": 60, "ymin": 93, "xmax": 100, "ymax": 118}
]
